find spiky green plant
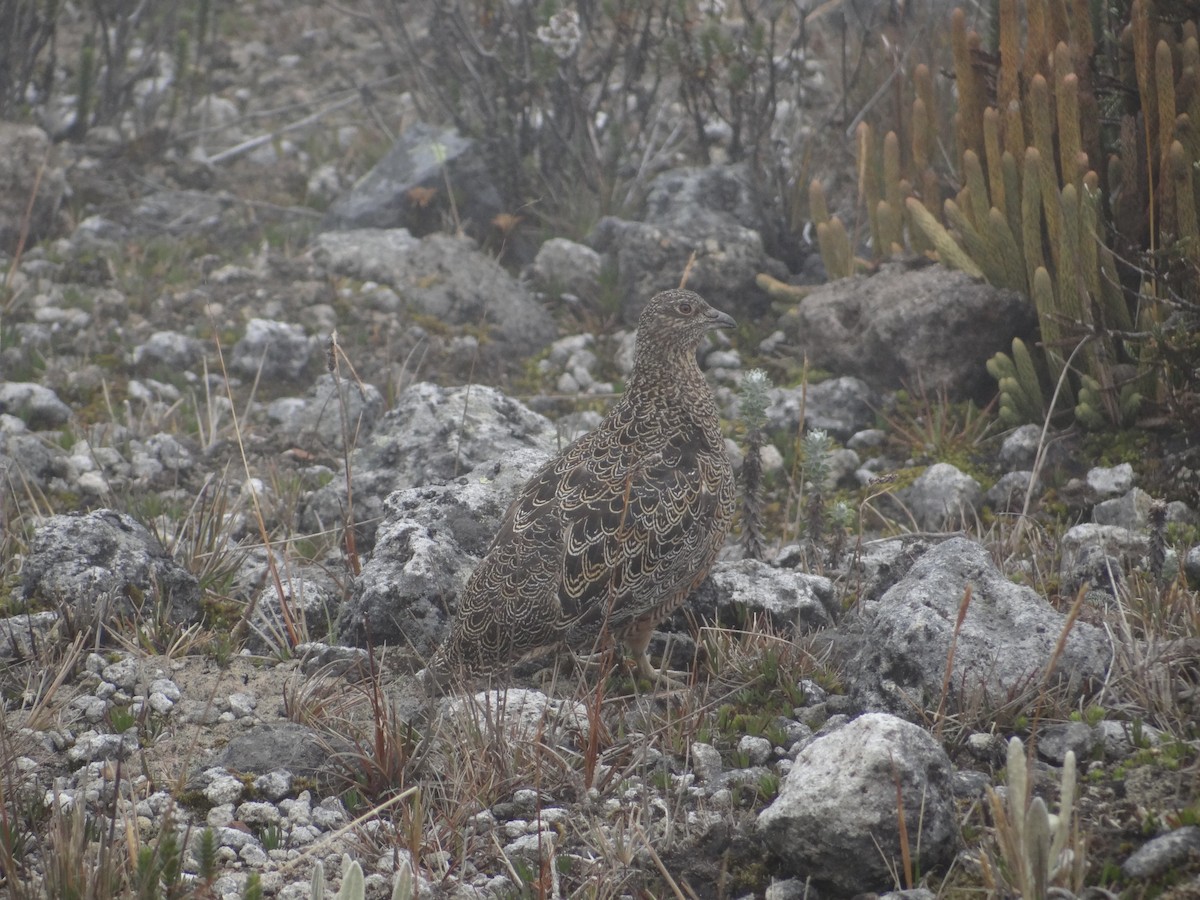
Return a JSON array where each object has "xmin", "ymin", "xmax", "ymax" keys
[
  {"xmin": 800, "ymin": 428, "xmax": 833, "ymax": 548},
  {"xmin": 982, "ymin": 736, "xmax": 1084, "ymax": 894}
]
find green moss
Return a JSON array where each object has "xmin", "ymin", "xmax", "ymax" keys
[{"xmin": 1081, "ymin": 429, "xmax": 1151, "ymax": 469}]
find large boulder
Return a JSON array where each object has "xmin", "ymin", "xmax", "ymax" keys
[
  {"xmin": 309, "ymin": 230, "xmax": 557, "ymax": 362},
  {"xmin": 588, "ymin": 163, "xmax": 788, "ymax": 323},
  {"xmin": 336, "ymin": 448, "xmax": 551, "ymax": 653},
  {"xmin": 845, "ymin": 537, "xmax": 1111, "ymax": 718},
  {"xmin": 300, "ymin": 382, "xmax": 558, "ymax": 551},
  {"xmin": 21, "ymin": 509, "xmax": 202, "ymax": 634},
  {"xmin": 320, "ymin": 121, "xmax": 503, "ymax": 237},
  {"xmin": 757, "ymin": 713, "xmax": 958, "ymax": 893},
  {"xmin": 783, "ymin": 261, "xmax": 1037, "ymax": 400}
]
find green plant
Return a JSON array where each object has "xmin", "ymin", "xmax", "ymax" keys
[
  {"xmin": 981, "ymin": 736, "xmax": 1085, "ymax": 895},
  {"xmin": 805, "ymin": 0, "xmax": 1200, "ymax": 430},
  {"xmin": 257, "ymin": 822, "xmax": 284, "ymax": 851},
  {"xmin": 378, "ymin": 1, "xmax": 807, "ymax": 238}
]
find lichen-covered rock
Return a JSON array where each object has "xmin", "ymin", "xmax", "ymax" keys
[
  {"xmin": 845, "ymin": 537, "xmax": 1110, "ymax": 718},
  {"xmin": 21, "ymin": 509, "xmax": 202, "ymax": 632},
  {"xmin": 336, "ymin": 447, "xmax": 550, "ymax": 652},
  {"xmin": 301, "ymin": 381, "xmax": 557, "ymax": 551},
  {"xmin": 783, "ymin": 261, "xmax": 1037, "ymax": 400},
  {"xmin": 230, "ymin": 318, "xmax": 314, "ymax": 381},
  {"xmin": 757, "ymin": 713, "xmax": 958, "ymax": 893},
  {"xmin": 899, "ymin": 462, "xmax": 983, "ymax": 531},
  {"xmin": 267, "ymin": 373, "xmax": 385, "ymax": 451}
]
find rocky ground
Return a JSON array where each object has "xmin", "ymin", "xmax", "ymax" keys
[{"xmin": 0, "ymin": 2, "xmax": 1199, "ymax": 899}]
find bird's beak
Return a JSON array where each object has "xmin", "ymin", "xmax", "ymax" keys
[{"xmin": 708, "ymin": 309, "xmax": 736, "ymax": 330}]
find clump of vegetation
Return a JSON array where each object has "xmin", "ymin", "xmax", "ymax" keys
[
  {"xmin": 807, "ymin": 0, "xmax": 1200, "ymax": 431},
  {"xmin": 376, "ymin": 0, "xmax": 809, "ymax": 240}
]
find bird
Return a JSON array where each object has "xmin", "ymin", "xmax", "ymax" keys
[{"xmin": 426, "ymin": 288, "xmax": 737, "ymax": 689}]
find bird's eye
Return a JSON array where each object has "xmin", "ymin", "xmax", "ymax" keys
[{"xmin": 677, "ymin": 301, "xmax": 694, "ymax": 315}]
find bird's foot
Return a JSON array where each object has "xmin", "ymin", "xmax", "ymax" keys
[{"xmin": 633, "ymin": 654, "xmax": 692, "ymax": 691}]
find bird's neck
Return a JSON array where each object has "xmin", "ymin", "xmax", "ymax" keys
[{"xmin": 623, "ymin": 344, "xmax": 713, "ymax": 416}]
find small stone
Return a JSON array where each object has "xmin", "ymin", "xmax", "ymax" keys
[
  {"xmin": 847, "ymin": 428, "xmax": 887, "ymax": 450},
  {"xmin": 1095, "ymin": 720, "xmax": 1161, "ymax": 758},
  {"xmin": 965, "ymin": 733, "xmax": 999, "ymax": 760},
  {"xmin": 236, "ymin": 801, "xmax": 281, "ymax": 826},
  {"xmin": 254, "ymin": 771, "xmax": 293, "ymax": 801},
  {"xmin": 997, "ymin": 424, "xmax": 1043, "ymax": 469},
  {"xmin": 202, "ymin": 772, "xmax": 246, "ymax": 806},
  {"xmin": 1122, "ymin": 826, "xmax": 1200, "ymax": 880},
  {"xmin": 1036, "ymin": 722, "xmax": 1096, "ymax": 764},
  {"xmin": 690, "ymin": 742, "xmax": 722, "ymax": 782},
  {"xmin": 1086, "ymin": 463, "xmax": 1134, "ymax": 499},
  {"xmin": 149, "ymin": 678, "xmax": 181, "ymax": 702},
  {"xmin": 146, "ymin": 692, "xmax": 175, "ymax": 715},
  {"xmin": 101, "ymin": 658, "xmax": 142, "ymax": 691},
  {"xmin": 737, "ymin": 735, "xmax": 772, "ymax": 767},
  {"xmin": 227, "ymin": 693, "xmax": 257, "ymax": 718}
]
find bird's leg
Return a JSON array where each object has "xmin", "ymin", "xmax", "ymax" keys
[{"xmin": 624, "ymin": 620, "xmax": 690, "ymax": 689}]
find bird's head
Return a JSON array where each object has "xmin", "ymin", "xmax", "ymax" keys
[{"xmin": 635, "ymin": 289, "xmax": 736, "ymax": 356}]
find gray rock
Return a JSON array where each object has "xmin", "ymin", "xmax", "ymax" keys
[
  {"xmin": 690, "ymin": 742, "xmax": 723, "ymax": 782},
  {"xmin": 763, "ymin": 879, "xmax": 809, "ymax": 900},
  {"xmin": 266, "ymin": 374, "xmax": 384, "ymax": 451},
  {"xmin": 1086, "ymin": 463, "xmax": 1134, "ymax": 499},
  {"xmin": 737, "ymin": 735, "xmax": 772, "ymax": 766},
  {"xmin": 1060, "ymin": 524, "xmax": 1150, "ymax": 593},
  {"xmin": 0, "ymin": 382, "xmax": 72, "ymax": 428},
  {"xmin": 247, "ymin": 570, "xmax": 341, "ymax": 650},
  {"xmin": 1093, "ymin": 487, "xmax": 1153, "ymax": 530},
  {"xmin": 296, "ymin": 642, "xmax": 372, "ymax": 679},
  {"xmin": 844, "ymin": 537, "xmax": 932, "ymax": 603},
  {"xmin": 301, "ymin": 382, "xmax": 557, "ymax": 551},
  {"xmin": 202, "ymin": 723, "xmax": 345, "ymax": 781},
  {"xmin": 783, "ymin": 262, "xmax": 1037, "ymax": 400},
  {"xmin": 757, "ymin": 712, "xmax": 958, "ymax": 893},
  {"xmin": 986, "ymin": 470, "xmax": 1039, "ymax": 513},
  {"xmin": 124, "ymin": 191, "xmax": 232, "ymax": 238},
  {"xmin": 1035, "ymin": 722, "xmax": 1097, "ymax": 764},
  {"xmin": 133, "ymin": 331, "xmax": 205, "ymax": 370},
  {"xmin": 336, "ymin": 448, "xmax": 551, "ymax": 651},
  {"xmin": 643, "ymin": 163, "xmax": 773, "ymax": 236},
  {"xmin": 1122, "ymin": 826, "xmax": 1200, "ymax": 880},
  {"xmin": 588, "ymin": 217, "xmax": 782, "ymax": 326},
  {"xmin": 21, "ymin": 509, "xmax": 202, "ymax": 632},
  {"xmin": 230, "ymin": 318, "xmax": 313, "ymax": 381},
  {"xmin": 0, "ymin": 611, "xmax": 59, "ymax": 660},
  {"xmin": 310, "ymin": 230, "xmax": 556, "ymax": 361},
  {"xmin": 1095, "ymin": 719, "xmax": 1162, "ymax": 758},
  {"xmin": 1187, "ymin": 546, "xmax": 1200, "ymax": 587},
  {"xmin": 998, "ymin": 424, "xmax": 1042, "ymax": 469},
  {"xmin": 847, "ymin": 428, "xmax": 887, "ymax": 450},
  {"xmin": 700, "ymin": 559, "xmax": 837, "ymax": 631},
  {"xmin": 68, "ymin": 729, "xmax": 139, "ymax": 764},
  {"xmin": 765, "ymin": 376, "xmax": 878, "ymax": 443},
  {"xmin": 307, "ymin": 227, "xmax": 420, "ymax": 283},
  {"xmin": 530, "ymin": 238, "xmax": 604, "ymax": 300},
  {"xmin": 320, "ymin": 122, "xmax": 504, "ymax": 234},
  {"xmin": 439, "ymin": 689, "xmax": 588, "ymax": 748},
  {"xmin": 900, "ymin": 463, "xmax": 983, "ymax": 531},
  {"xmin": 0, "ymin": 123, "xmax": 66, "ymax": 253},
  {"xmin": 846, "ymin": 538, "xmax": 1111, "ymax": 719},
  {"xmin": 587, "ymin": 163, "xmax": 788, "ymax": 323}
]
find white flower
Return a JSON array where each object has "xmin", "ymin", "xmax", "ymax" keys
[{"xmin": 537, "ymin": 9, "xmax": 582, "ymax": 60}]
